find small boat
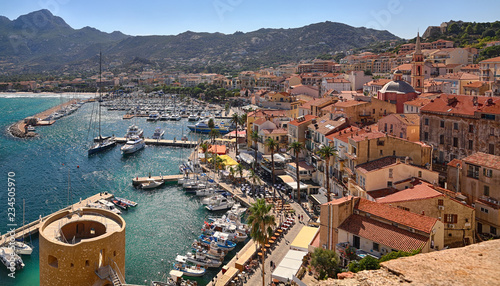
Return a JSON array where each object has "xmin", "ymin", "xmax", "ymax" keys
[
  {"xmin": 97, "ymin": 199, "xmax": 122, "ymax": 214},
  {"xmin": 198, "ymin": 233, "xmax": 237, "ymax": 251},
  {"xmin": 187, "ymin": 119, "xmax": 233, "ymax": 134},
  {"xmin": 141, "ymin": 178, "xmax": 164, "ymax": 189},
  {"xmin": 121, "ymin": 136, "xmax": 145, "ymax": 154},
  {"xmin": 87, "ymin": 201, "xmax": 122, "ymax": 215},
  {"xmin": 0, "ymin": 247, "xmax": 24, "ymax": 270},
  {"xmin": 147, "ymin": 112, "xmax": 160, "ymax": 122},
  {"xmin": 172, "ymin": 262, "xmax": 206, "ymax": 277},
  {"xmin": 188, "ymin": 114, "xmax": 199, "ymax": 121},
  {"xmin": 151, "ymin": 127, "xmax": 165, "ymax": 140},
  {"xmin": 170, "ymin": 114, "xmax": 182, "ymax": 121},
  {"xmin": 125, "ymin": 125, "xmax": 144, "ymax": 139},
  {"xmin": 114, "ymin": 197, "xmax": 138, "ymax": 207},
  {"xmin": 26, "ymin": 125, "xmax": 36, "ymax": 132},
  {"xmin": 195, "ymin": 188, "xmax": 222, "ymax": 197},
  {"xmin": 160, "ymin": 113, "xmax": 170, "ymax": 121},
  {"xmin": 111, "ymin": 198, "xmax": 128, "ymax": 210},
  {"xmin": 88, "ymin": 136, "xmax": 117, "ymax": 156},
  {"xmin": 201, "ymin": 194, "xmax": 228, "ymax": 205},
  {"xmin": 176, "ymin": 253, "xmax": 222, "ymax": 268},
  {"xmin": 205, "ymin": 196, "xmax": 235, "ymax": 211},
  {"xmin": 13, "ymin": 241, "xmax": 33, "ymax": 255},
  {"xmin": 183, "ymin": 182, "xmax": 212, "ymax": 193}
]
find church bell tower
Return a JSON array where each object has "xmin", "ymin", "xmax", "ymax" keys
[{"xmin": 411, "ymin": 32, "xmax": 424, "ymax": 93}]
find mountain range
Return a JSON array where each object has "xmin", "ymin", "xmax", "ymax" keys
[{"xmin": 0, "ymin": 9, "xmax": 400, "ymax": 76}]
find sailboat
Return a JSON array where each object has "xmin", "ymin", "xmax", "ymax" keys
[
  {"xmin": 14, "ymin": 199, "xmax": 33, "ymax": 256},
  {"xmin": 88, "ymin": 52, "xmax": 117, "ymax": 156}
]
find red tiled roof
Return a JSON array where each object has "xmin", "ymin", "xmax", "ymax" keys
[
  {"xmin": 480, "ymin": 56, "xmax": 500, "ymax": 63},
  {"xmin": 462, "ymin": 152, "xmax": 500, "ymax": 171},
  {"xmin": 333, "ymin": 100, "xmax": 369, "ymax": 108},
  {"xmin": 322, "ymin": 195, "xmax": 355, "ymax": 206},
  {"xmin": 420, "ymin": 94, "xmax": 500, "ymax": 116},
  {"xmin": 404, "ymin": 97, "xmax": 432, "ymax": 107},
  {"xmin": 262, "ymin": 128, "xmax": 287, "ymax": 135},
  {"xmin": 253, "ymin": 118, "xmax": 267, "ymax": 125},
  {"xmin": 356, "ymin": 198, "xmax": 437, "ymax": 233},
  {"xmin": 464, "ymin": 81, "xmax": 486, "ymax": 88},
  {"xmin": 376, "ymin": 183, "xmax": 444, "ymax": 203},
  {"xmin": 289, "ymin": 115, "xmax": 318, "ymax": 126},
  {"xmin": 391, "ymin": 114, "xmax": 420, "ymax": 125},
  {"xmin": 338, "ymin": 214, "xmax": 428, "ymax": 252},
  {"xmin": 350, "ymin": 131, "xmax": 386, "ymax": 143},
  {"xmin": 367, "ymin": 188, "xmax": 401, "ymax": 199},
  {"xmin": 447, "ymin": 158, "xmax": 463, "ymax": 168},
  {"xmin": 326, "ymin": 126, "xmax": 364, "ymax": 143}
]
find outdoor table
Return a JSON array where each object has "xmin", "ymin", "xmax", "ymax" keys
[
  {"xmin": 271, "ymin": 236, "xmax": 277, "ymax": 240},
  {"xmin": 258, "ymin": 252, "xmax": 263, "ymax": 257},
  {"xmin": 268, "ymin": 239, "xmax": 275, "ymax": 244},
  {"xmin": 274, "ymin": 232, "xmax": 280, "ymax": 237},
  {"xmin": 265, "ymin": 244, "xmax": 271, "ymax": 248},
  {"xmin": 277, "ymin": 229, "xmax": 283, "ymax": 233}
]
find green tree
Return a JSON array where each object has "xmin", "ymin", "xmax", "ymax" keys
[
  {"xmin": 248, "ymin": 169, "xmax": 262, "ymax": 195},
  {"xmin": 265, "ymin": 137, "xmax": 279, "ymax": 202},
  {"xmin": 236, "ymin": 163, "xmax": 244, "ymax": 182},
  {"xmin": 200, "ymin": 142, "xmax": 209, "ymax": 164},
  {"xmin": 208, "ymin": 118, "xmax": 215, "ymax": 130},
  {"xmin": 379, "ymin": 249, "xmax": 420, "ymax": 263},
  {"xmin": 288, "ymin": 141, "xmax": 305, "ymax": 203},
  {"xmin": 250, "ymin": 130, "xmax": 261, "ymax": 171},
  {"xmin": 483, "ymin": 29, "xmax": 496, "ymax": 38},
  {"xmin": 447, "ymin": 22, "xmax": 460, "ymax": 34},
  {"xmin": 464, "ymin": 24, "xmax": 473, "ymax": 34},
  {"xmin": 247, "ymin": 199, "xmax": 276, "ymax": 286},
  {"xmin": 317, "ymin": 145, "xmax": 338, "ymax": 202},
  {"xmin": 310, "ymin": 247, "xmax": 339, "ymax": 279},
  {"xmin": 209, "ymin": 128, "xmax": 220, "ymax": 144},
  {"xmin": 231, "ymin": 113, "xmax": 241, "ymax": 155},
  {"xmin": 348, "ymin": 256, "xmax": 380, "ymax": 273}
]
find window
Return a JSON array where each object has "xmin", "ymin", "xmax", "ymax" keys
[
  {"xmin": 467, "ymin": 165, "xmax": 480, "ymax": 179},
  {"xmin": 379, "ymin": 150, "xmax": 383, "ymax": 156},
  {"xmin": 468, "ymin": 140, "xmax": 473, "ymax": 150},
  {"xmin": 483, "ymin": 168, "xmax": 493, "ymax": 178},
  {"xmin": 491, "ymin": 227, "xmax": 497, "ymax": 236},
  {"xmin": 400, "ymin": 132, "xmax": 403, "ymax": 138},
  {"xmin": 424, "ymin": 132, "xmax": 429, "ymax": 141},
  {"xmin": 480, "ymin": 207, "xmax": 489, "ymax": 214},
  {"xmin": 418, "ymin": 171, "xmax": 422, "ymax": 177},
  {"xmin": 440, "ymin": 135, "xmax": 444, "ymax": 144},
  {"xmin": 393, "ymin": 150, "xmax": 396, "ymax": 156},
  {"xmin": 390, "ymin": 124, "xmax": 393, "ymax": 132},
  {"xmin": 424, "ymin": 118, "xmax": 429, "ymax": 125},
  {"xmin": 491, "ymin": 128, "xmax": 495, "ymax": 135},
  {"xmin": 489, "ymin": 144, "xmax": 495, "ymax": 155},
  {"xmin": 469, "ymin": 124, "xmax": 474, "ymax": 133},
  {"xmin": 397, "ymin": 206, "xmax": 410, "ymax": 211},
  {"xmin": 388, "ymin": 169, "xmax": 393, "ymax": 178},
  {"xmin": 373, "ymin": 242, "xmax": 380, "ymax": 252},
  {"xmin": 48, "ymin": 255, "xmax": 58, "ymax": 268},
  {"xmin": 384, "ymin": 123, "xmax": 387, "ymax": 131},
  {"xmin": 445, "ymin": 214, "xmax": 458, "ymax": 224},
  {"xmin": 440, "ymin": 120, "xmax": 444, "ymax": 128},
  {"xmin": 438, "ymin": 199, "xmax": 444, "ymax": 206},
  {"xmin": 484, "ymin": 185, "xmax": 490, "ymax": 196},
  {"xmin": 453, "ymin": 122, "xmax": 458, "ymax": 130},
  {"xmin": 387, "ymin": 181, "xmax": 393, "ymax": 187},
  {"xmin": 453, "ymin": 137, "xmax": 458, "ymax": 147}
]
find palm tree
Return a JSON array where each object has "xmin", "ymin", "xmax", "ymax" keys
[
  {"xmin": 265, "ymin": 137, "xmax": 278, "ymax": 203},
  {"xmin": 250, "ymin": 130, "xmax": 261, "ymax": 171},
  {"xmin": 317, "ymin": 145, "xmax": 338, "ymax": 202},
  {"xmin": 200, "ymin": 142, "xmax": 209, "ymax": 164},
  {"xmin": 231, "ymin": 113, "xmax": 240, "ymax": 155},
  {"xmin": 247, "ymin": 198, "xmax": 275, "ymax": 286},
  {"xmin": 288, "ymin": 141, "xmax": 304, "ymax": 204},
  {"xmin": 208, "ymin": 118, "xmax": 215, "ymax": 130},
  {"xmin": 248, "ymin": 169, "xmax": 262, "ymax": 195},
  {"xmin": 236, "ymin": 163, "xmax": 244, "ymax": 183},
  {"xmin": 209, "ymin": 128, "xmax": 220, "ymax": 144}
]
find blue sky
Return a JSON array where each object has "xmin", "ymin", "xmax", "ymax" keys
[{"xmin": 1, "ymin": 0, "xmax": 499, "ymax": 39}]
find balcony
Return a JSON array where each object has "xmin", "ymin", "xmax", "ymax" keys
[{"xmin": 359, "ymin": 112, "xmax": 372, "ymax": 117}]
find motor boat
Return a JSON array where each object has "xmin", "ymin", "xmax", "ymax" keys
[
  {"xmin": 13, "ymin": 241, "xmax": 33, "ymax": 255},
  {"xmin": 172, "ymin": 262, "xmax": 206, "ymax": 277},
  {"xmin": 176, "ymin": 253, "xmax": 222, "ymax": 268},
  {"xmin": 191, "ymin": 240, "xmax": 228, "ymax": 260},
  {"xmin": 147, "ymin": 112, "xmax": 160, "ymax": 122},
  {"xmin": 170, "ymin": 114, "xmax": 182, "ymax": 121},
  {"xmin": 188, "ymin": 114, "xmax": 199, "ymax": 121},
  {"xmin": 114, "ymin": 197, "xmax": 137, "ymax": 207},
  {"xmin": 205, "ymin": 196, "xmax": 235, "ymax": 211},
  {"xmin": 0, "ymin": 247, "xmax": 24, "ymax": 270},
  {"xmin": 111, "ymin": 198, "xmax": 128, "ymax": 210},
  {"xmin": 198, "ymin": 233, "xmax": 236, "ymax": 251},
  {"xmin": 141, "ymin": 178, "xmax": 164, "ymax": 189},
  {"xmin": 151, "ymin": 127, "xmax": 165, "ymax": 140},
  {"xmin": 121, "ymin": 136, "xmax": 145, "ymax": 154},
  {"xmin": 124, "ymin": 125, "xmax": 144, "ymax": 138}
]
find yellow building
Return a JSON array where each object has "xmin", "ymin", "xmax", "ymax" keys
[
  {"xmin": 246, "ymin": 109, "xmax": 289, "ymax": 148},
  {"xmin": 319, "ymin": 196, "xmax": 444, "ymax": 261},
  {"xmin": 377, "ymin": 183, "xmax": 475, "ymax": 248},
  {"xmin": 329, "ymin": 97, "xmax": 396, "ymax": 125},
  {"xmin": 377, "ymin": 113, "xmax": 421, "ymax": 142},
  {"xmin": 39, "ymin": 207, "xmax": 126, "ymax": 286}
]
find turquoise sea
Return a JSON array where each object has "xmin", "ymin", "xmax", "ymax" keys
[{"xmin": 0, "ymin": 94, "xmax": 239, "ymax": 286}]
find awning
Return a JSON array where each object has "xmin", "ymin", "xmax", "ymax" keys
[
  {"xmin": 310, "ymin": 194, "xmax": 327, "ymax": 205},
  {"xmin": 219, "ymin": 155, "xmax": 238, "ymax": 166},
  {"xmin": 271, "ymin": 250, "xmax": 307, "ymax": 283},
  {"xmin": 290, "ymin": 226, "xmax": 319, "ymax": 252},
  {"xmin": 202, "ymin": 145, "xmax": 227, "ymax": 155},
  {"xmin": 278, "ymin": 175, "xmax": 308, "ymax": 191},
  {"xmin": 216, "ymin": 138, "xmax": 236, "ymax": 143},
  {"xmin": 239, "ymin": 153, "xmax": 255, "ymax": 165},
  {"xmin": 216, "ymin": 266, "xmax": 239, "ymax": 286}
]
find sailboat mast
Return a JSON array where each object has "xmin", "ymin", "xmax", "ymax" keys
[{"xmin": 98, "ymin": 51, "xmax": 102, "ymax": 140}]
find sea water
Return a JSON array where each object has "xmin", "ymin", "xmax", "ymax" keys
[{"xmin": 0, "ymin": 94, "xmax": 239, "ymax": 286}]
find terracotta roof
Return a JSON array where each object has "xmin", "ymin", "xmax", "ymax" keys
[
  {"xmin": 376, "ymin": 183, "xmax": 444, "ymax": 204},
  {"xmin": 333, "ymin": 100, "xmax": 369, "ymax": 108},
  {"xmin": 308, "ymin": 117, "xmax": 347, "ymax": 135},
  {"xmin": 253, "ymin": 118, "xmax": 267, "ymax": 125},
  {"xmin": 356, "ymin": 156, "xmax": 399, "ymax": 173},
  {"xmin": 261, "ymin": 128, "xmax": 287, "ymax": 135},
  {"xmin": 338, "ymin": 214, "xmax": 428, "ymax": 252},
  {"xmin": 248, "ymin": 109, "xmax": 288, "ymax": 118},
  {"xmin": 462, "ymin": 152, "xmax": 500, "ymax": 171},
  {"xmin": 365, "ymin": 79, "xmax": 392, "ymax": 87},
  {"xmin": 447, "ymin": 158, "xmax": 463, "ymax": 168},
  {"xmin": 327, "ymin": 126, "xmax": 362, "ymax": 143},
  {"xmin": 404, "ymin": 97, "xmax": 432, "ymax": 107},
  {"xmin": 289, "ymin": 115, "xmax": 318, "ymax": 126},
  {"xmin": 480, "ymin": 56, "xmax": 500, "ymax": 63},
  {"xmin": 301, "ymin": 97, "xmax": 335, "ymax": 109},
  {"xmin": 394, "ymin": 63, "xmax": 412, "ymax": 71},
  {"xmin": 435, "ymin": 72, "xmax": 478, "ymax": 81},
  {"xmin": 393, "ymin": 114, "xmax": 420, "ymax": 125},
  {"xmin": 356, "ymin": 198, "xmax": 437, "ymax": 233},
  {"xmin": 464, "ymin": 81, "xmax": 486, "ymax": 88},
  {"xmin": 322, "ymin": 195, "xmax": 355, "ymax": 206},
  {"xmin": 350, "ymin": 130, "xmax": 386, "ymax": 143},
  {"xmin": 367, "ymin": 188, "xmax": 401, "ymax": 199},
  {"xmin": 420, "ymin": 94, "xmax": 500, "ymax": 116}
]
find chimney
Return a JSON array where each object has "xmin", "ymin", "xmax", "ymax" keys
[
  {"xmin": 472, "ymin": 96, "xmax": 478, "ymax": 106},
  {"xmin": 395, "ymin": 157, "xmax": 401, "ymax": 164}
]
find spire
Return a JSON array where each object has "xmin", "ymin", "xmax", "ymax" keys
[{"xmin": 415, "ymin": 32, "xmax": 422, "ymax": 54}]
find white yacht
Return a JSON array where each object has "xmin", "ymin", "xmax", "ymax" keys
[
  {"xmin": 188, "ymin": 114, "xmax": 199, "ymax": 121},
  {"xmin": 0, "ymin": 247, "xmax": 24, "ymax": 270},
  {"xmin": 124, "ymin": 125, "xmax": 144, "ymax": 139},
  {"xmin": 205, "ymin": 196, "xmax": 235, "ymax": 211},
  {"xmin": 141, "ymin": 178, "xmax": 164, "ymax": 189},
  {"xmin": 170, "ymin": 114, "xmax": 182, "ymax": 121},
  {"xmin": 151, "ymin": 127, "xmax": 165, "ymax": 140},
  {"xmin": 13, "ymin": 241, "xmax": 33, "ymax": 255},
  {"xmin": 121, "ymin": 136, "xmax": 145, "ymax": 154}
]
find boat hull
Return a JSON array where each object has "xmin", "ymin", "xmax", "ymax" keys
[{"xmin": 88, "ymin": 140, "xmax": 117, "ymax": 156}]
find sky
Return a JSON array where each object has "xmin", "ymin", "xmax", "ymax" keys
[{"xmin": 1, "ymin": 0, "xmax": 499, "ymax": 39}]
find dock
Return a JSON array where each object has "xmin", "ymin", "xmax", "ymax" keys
[
  {"xmin": 115, "ymin": 137, "xmax": 197, "ymax": 148},
  {"xmin": 0, "ymin": 192, "xmax": 114, "ymax": 246},
  {"xmin": 132, "ymin": 174, "xmax": 184, "ymax": 186}
]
